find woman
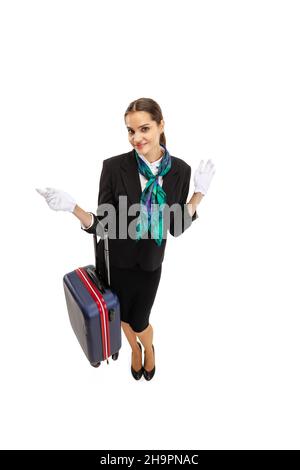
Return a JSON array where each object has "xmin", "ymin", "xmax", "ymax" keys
[{"xmin": 36, "ymin": 97, "xmax": 216, "ymax": 381}]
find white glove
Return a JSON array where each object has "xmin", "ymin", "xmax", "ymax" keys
[
  {"xmin": 193, "ymin": 159, "xmax": 216, "ymax": 195},
  {"xmin": 36, "ymin": 187, "xmax": 77, "ymax": 213}
]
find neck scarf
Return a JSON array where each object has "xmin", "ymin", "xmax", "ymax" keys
[{"xmin": 134, "ymin": 143, "xmax": 172, "ymax": 245}]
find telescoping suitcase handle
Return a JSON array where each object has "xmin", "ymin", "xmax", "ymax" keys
[{"xmin": 93, "ymin": 225, "xmax": 110, "ymax": 287}]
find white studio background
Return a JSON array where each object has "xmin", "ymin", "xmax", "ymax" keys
[{"xmin": 0, "ymin": 0, "xmax": 299, "ymax": 450}]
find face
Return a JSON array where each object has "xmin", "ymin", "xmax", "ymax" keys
[{"xmin": 125, "ymin": 111, "xmax": 164, "ymax": 156}]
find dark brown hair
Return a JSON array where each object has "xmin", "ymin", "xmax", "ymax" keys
[{"xmin": 124, "ymin": 97, "xmax": 166, "ymax": 146}]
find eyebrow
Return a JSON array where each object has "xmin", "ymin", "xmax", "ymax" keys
[{"xmin": 126, "ymin": 123, "xmax": 150, "ymax": 130}]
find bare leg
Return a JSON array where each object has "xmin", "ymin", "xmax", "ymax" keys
[
  {"xmin": 133, "ymin": 324, "xmax": 155, "ymax": 372},
  {"xmin": 121, "ymin": 321, "xmax": 142, "ymax": 371}
]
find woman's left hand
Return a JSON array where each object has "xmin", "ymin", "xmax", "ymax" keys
[{"xmin": 193, "ymin": 159, "xmax": 216, "ymax": 195}]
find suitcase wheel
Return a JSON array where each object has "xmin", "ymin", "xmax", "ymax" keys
[
  {"xmin": 91, "ymin": 361, "xmax": 101, "ymax": 368},
  {"xmin": 111, "ymin": 352, "xmax": 119, "ymax": 361}
]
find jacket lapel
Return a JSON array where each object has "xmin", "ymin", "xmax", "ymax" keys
[{"xmin": 120, "ymin": 149, "xmax": 179, "ymax": 206}]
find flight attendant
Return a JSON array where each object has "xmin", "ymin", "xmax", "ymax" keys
[{"xmin": 36, "ymin": 97, "xmax": 216, "ymax": 381}]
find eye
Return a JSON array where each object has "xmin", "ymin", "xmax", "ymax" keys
[{"xmin": 128, "ymin": 127, "xmax": 149, "ymax": 134}]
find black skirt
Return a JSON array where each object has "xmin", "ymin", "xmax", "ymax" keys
[{"xmin": 109, "ymin": 264, "xmax": 162, "ymax": 333}]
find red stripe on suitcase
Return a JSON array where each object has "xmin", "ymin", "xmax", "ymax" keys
[{"xmin": 75, "ymin": 268, "xmax": 111, "ymax": 361}]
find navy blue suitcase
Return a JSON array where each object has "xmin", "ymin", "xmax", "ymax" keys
[{"xmin": 63, "ymin": 228, "xmax": 122, "ymax": 367}]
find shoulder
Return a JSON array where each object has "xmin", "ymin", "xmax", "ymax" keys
[
  {"xmin": 171, "ymin": 155, "xmax": 191, "ymax": 175},
  {"xmin": 102, "ymin": 151, "xmax": 130, "ymax": 168},
  {"xmin": 98, "ymin": 152, "xmax": 130, "ymax": 177}
]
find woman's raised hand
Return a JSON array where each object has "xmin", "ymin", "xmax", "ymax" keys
[
  {"xmin": 193, "ymin": 159, "xmax": 216, "ymax": 195},
  {"xmin": 36, "ymin": 187, "xmax": 77, "ymax": 213}
]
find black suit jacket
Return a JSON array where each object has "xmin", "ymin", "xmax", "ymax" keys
[{"xmin": 81, "ymin": 149, "xmax": 198, "ymax": 271}]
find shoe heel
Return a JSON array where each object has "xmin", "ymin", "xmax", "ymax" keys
[
  {"xmin": 143, "ymin": 344, "xmax": 155, "ymax": 381},
  {"xmin": 131, "ymin": 342, "xmax": 143, "ymax": 380}
]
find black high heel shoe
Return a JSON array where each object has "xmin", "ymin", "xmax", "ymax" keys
[
  {"xmin": 143, "ymin": 344, "xmax": 155, "ymax": 381},
  {"xmin": 131, "ymin": 342, "xmax": 143, "ymax": 380}
]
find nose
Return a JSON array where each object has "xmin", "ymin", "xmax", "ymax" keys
[{"xmin": 132, "ymin": 131, "xmax": 143, "ymax": 144}]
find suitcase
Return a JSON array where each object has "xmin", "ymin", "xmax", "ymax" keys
[{"xmin": 63, "ymin": 227, "xmax": 122, "ymax": 367}]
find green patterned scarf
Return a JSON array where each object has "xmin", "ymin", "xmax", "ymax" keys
[{"xmin": 134, "ymin": 143, "xmax": 172, "ymax": 245}]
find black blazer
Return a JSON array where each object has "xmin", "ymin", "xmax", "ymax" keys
[{"xmin": 82, "ymin": 149, "xmax": 198, "ymax": 271}]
